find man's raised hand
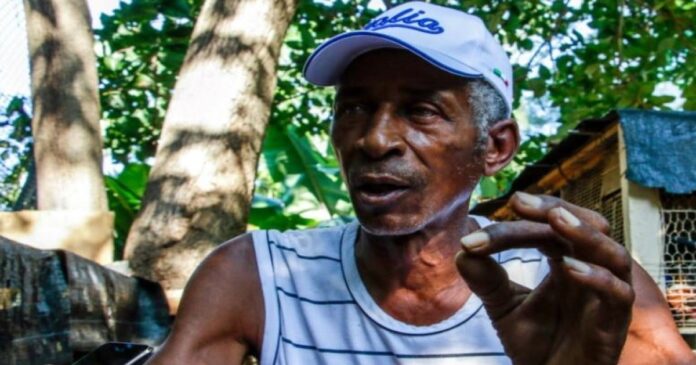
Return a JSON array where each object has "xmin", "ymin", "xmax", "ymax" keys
[{"xmin": 456, "ymin": 192, "xmax": 634, "ymax": 365}]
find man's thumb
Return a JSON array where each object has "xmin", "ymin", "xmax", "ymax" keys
[{"xmin": 455, "ymin": 251, "xmax": 519, "ymax": 321}]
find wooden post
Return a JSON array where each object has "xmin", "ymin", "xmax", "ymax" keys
[
  {"xmin": 618, "ymin": 124, "xmax": 665, "ymax": 290},
  {"xmin": 0, "ymin": 210, "xmax": 114, "ymax": 264}
]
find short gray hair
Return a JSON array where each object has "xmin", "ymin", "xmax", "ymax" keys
[{"xmin": 467, "ymin": 79, "xmax": 509, "ymax": 150}]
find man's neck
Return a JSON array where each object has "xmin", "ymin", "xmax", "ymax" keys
[{"xmin": 354, "ymin": 212, "xmax": 481, "ymax": 326}]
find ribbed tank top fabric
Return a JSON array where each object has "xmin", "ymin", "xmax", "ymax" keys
[{"xmin": 251, "ymin": 216, "xmax": 549, "ymax": 365}]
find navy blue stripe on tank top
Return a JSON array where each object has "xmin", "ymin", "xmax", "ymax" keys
[
  {"xmin": 499, "ymin": 256, "xmax": 543, "ymax": 264},
  {"xmin": 269, "ymin": 239, "xmax": 341, "ymax": 262},
  {"xmin": 266, "ymin": 230, "xmax": 282, "ymax": 365},
  {"xmin": 281, "ymin": 337, "xmax": 507, "ymax": 358},
  {"xmin": 275, "ymin": 286, "xmax": 355, "ymax": 305}
]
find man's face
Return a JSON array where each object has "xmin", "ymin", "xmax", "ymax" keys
[{"xmin": 332, "ymin": 50, "xmax": 485, "ymax": 236}]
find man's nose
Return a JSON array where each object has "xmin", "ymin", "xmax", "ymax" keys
[{"xmin": 355, "ymin": 105, "xmax": 406, "ymax": 159}]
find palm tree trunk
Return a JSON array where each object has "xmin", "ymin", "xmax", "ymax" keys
[{"xmin": 125, "ymin": 0, "xmax": 298, "ymax": 291}]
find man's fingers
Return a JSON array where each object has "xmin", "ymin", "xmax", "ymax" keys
[
  {"xmin": 460, "ymin": 220, "xmax": 572, "ymax": 258},
  {"xmin": 511, "ymin": 192, "xmax": 611, "ymax": 235},
  {"xmin": 462, "ymin": 208, "xmax": 631, "ymax": 281},
  {"xmin": 548, "ymin": 207, "xmax": 632, "ymax": 282},
  {"xmin": 455, "ymin": 251, "xmax": 527, "ymax": 320},
  {"xmin": 561, "ymin": 256, "xmax": 635, "ymax": 330}
]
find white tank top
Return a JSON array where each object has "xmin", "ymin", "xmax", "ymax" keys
[{"xmin": 251, "ymin": 217, "xmax": 549, "ymax": 365}]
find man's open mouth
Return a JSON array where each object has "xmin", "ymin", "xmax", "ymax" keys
[
  {"xmin": 353, "ymin": 175, "xmax": 410, "ymax": 205},
  {"xmin": 358, "ymin": 183, "xmax": 408, "ymax": 195}
]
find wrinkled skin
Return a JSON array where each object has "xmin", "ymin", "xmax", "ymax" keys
[{"xmin": 332, "ymin": 50, "xmax": 484, "ymax": 237}]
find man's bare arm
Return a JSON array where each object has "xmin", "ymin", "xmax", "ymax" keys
[
  {"xmin": 146, "ymin": 234, "xmax": 263, "ymax": 365},
  {"xmin": 620, "ymin": 263, "xmax": 696, "ymax": 364}
]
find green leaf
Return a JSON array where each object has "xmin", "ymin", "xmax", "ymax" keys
[
  {"xmin": 104, "ymin": 54, "xmax": 122, "ymax": 71},
  {"xmin": 527, "ymin": 78, "xmax": 547, "ymax": 97},
  {"xmin": 104, "ymin": 163, "xmax": 151, "ymax": 257},
  {"xmin": 134, "ymin": 73, "xmax": 155, "ymax": 88},
  {"xmin": 520, "ymin": 39, "xmax": 534, "ymax": 51},
  {"xmin": 479, "ymin": 177, "xmax": 499, "ymax": 198}
]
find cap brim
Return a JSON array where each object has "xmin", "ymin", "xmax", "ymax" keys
[{"xmin": 303, "ymin": 31, "xmax": 483, "ymax": 86}]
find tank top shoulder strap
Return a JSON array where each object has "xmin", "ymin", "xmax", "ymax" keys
[{"xmin": 251, "ymin": 229, "xmax": 281, "ymax": 364}]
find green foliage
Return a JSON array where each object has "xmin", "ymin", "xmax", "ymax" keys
[
  {"xmin": 544, "ymin": 0, "xmax": 695, "ymax": 133},
  {"xmin": 0, "ymin": 97, "xmax": 33, "ymax": 209},
  {"xmin": 62, "ymin": 0, "xmax": 695, "ymax": 241},
  {"xmin": 96, "ymin": 0, "xmax": 201, "ymax": 164},
  {"xmin": 464, "ymin": 0, "xmax": 695, "ymax": 131},
  {"xmin": 105, "ymin": 163, "xmax": 150, "ymax": 258},
  {"xmin": 250, "ymin": 123, "xmax": 352, "ymax": 229}
]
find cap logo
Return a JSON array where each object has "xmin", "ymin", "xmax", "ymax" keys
[
  {"xmin": 364, "ymin": 8, "xmax": 444, "ymax": 34},
  {"xmin": 493, "ymin": 67, "xmax": 509, "ymax": 87}
]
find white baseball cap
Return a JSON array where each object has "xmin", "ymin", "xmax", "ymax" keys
[{"xmin": 303, "ymin": 1, "xmax": 513, "ymax": 115}]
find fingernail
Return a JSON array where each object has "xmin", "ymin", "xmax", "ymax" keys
[
  {"xmin": 460, "ymin": 231, "xmax": 489, "ymax": 251},
  {"xmin": 516, "ymin": 191, "xmax": 542, "ymax": 209},
  {"xmin": 556, "ymin": 207, "xmax": 581, "ymax": 227},
  {"xmin": 562, "ymin": 256, "xmax": 592, "ymax": 274}
]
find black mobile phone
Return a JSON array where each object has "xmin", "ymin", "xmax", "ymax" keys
[{"xmin": 72, "ymin": 342, "xmax": 154, "ymax": 365}]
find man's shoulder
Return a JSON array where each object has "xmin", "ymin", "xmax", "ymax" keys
[
  {"xmin": 200, "ymin": 232, "xmax": 258, "ymax": 280},
  {"xmin": 149, "ymin": 233, "xmax": 263, "ymax": 363},
  {"xmin": 261, "ymin": 221, "xmax": 354, "ymax": 242},
  {"xmin": 254, "ymin": 221, "xmax": 355, "ymax": 258},
  {"xmin": 188, "ymin": 232, "xmax": 262, "ymax": 314}
]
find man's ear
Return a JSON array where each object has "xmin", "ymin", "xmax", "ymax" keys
[{"xmin": 482, "ymin": 119, "xmax": 520, "ymax": 176}]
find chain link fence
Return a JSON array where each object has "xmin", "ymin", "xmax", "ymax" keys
[
  {"xmin": 0, "ymin": 0, "xmax": 30, "ymax": 103},
  {"xmin": 662, "ymin": 192, "xmax": 696, "ymax": 333}
]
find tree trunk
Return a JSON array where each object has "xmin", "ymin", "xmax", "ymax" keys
[
  {"xmin": 23, "ymin": 0, "xmax": 107, "ymax": 210},
  {"xmin": 125, "ymin": 0, "xmax": 298, "ymax": 290}
]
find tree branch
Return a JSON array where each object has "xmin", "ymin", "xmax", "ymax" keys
[{"xmin": 526, "ymin": 41, "xmax": 547, "ymax": 70}]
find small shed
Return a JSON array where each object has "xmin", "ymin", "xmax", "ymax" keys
[{"xmin": 471, "ymin": 109, "xmax": 696, "ymax": 343}]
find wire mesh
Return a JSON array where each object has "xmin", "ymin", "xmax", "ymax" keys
[
  {"xmin": 0, "ymin": 0, "xmax": 30, "ymax": 104},
  {"xmin": 559, "ymin": 157, "xmax": 696, "ymax": 334},
  {"xmin": 560, "ymin": 162, "xmax": 624, "ymax": 244},
  {"xmin": 600, "ymin": 191, "xmax": 624, "ymax": 245},
  {"xmin": 560, "ymin": 165, "xmax": 603, "ymax": 212},
  {"xmin": 662, "ymin": 192, "xmax": 696, "ymax": 330}
]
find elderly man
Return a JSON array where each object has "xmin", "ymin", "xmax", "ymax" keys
[{"xmin": 147, "ymin": 2, "xmax": 694, "ymax": 364}]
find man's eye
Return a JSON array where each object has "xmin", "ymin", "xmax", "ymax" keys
[
  {"xmin": 337, "ymin": 103, "xmax": 368, "ymax": 117},
  {"xmin": 407, "ymin": 105, "xmax": 438, "ymax": 119}
]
